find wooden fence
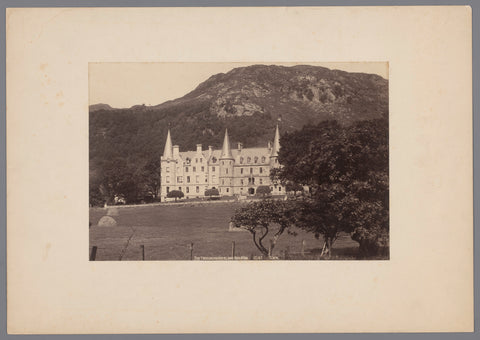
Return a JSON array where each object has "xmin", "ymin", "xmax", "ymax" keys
[{"xmin": 89, "ymin": 239, "xmax": 342, "ymax": 261}]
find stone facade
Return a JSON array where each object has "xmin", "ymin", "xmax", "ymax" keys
[{"xmin": 160, "ymin": 126, "xmax": 285, "ymax": 200}]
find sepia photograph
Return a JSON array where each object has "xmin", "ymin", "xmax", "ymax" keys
[
  {"xmin": 7, "ymin": 6, "xmax": 473, "ymax": 333},
  {"xmin": 89, "ymin": 62, "xmax": 389, "ymax": 261}
]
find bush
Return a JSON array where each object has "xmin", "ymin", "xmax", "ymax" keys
[
  {"xmin": 167, "ymin": 190, "xmax": 184, "ymax": 202},
  {"xmin": 205, "ymin": 188, "xmax": 220, "ymax": 198},
  {"xmin": 255, "ymin": 185, "xmax": 272, "ymax": 197},
  {"xmin": 351, "ymin": 226, "xmax": 389, "ymax": 258}
]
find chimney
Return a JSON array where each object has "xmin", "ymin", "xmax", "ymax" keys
[
  {"xmin": 196, "ymin": 144, "xmax": 202, "ymax": 154},
  {"xmin": 208, "ymin": 145, "xmax": 213, "ymax": 157},
  {"xmin": 237, "ymin": 142, "xmax": 243, "ymax": 151},
  {"xmin": 173, "ymin": 145, "xmax": 179, "ymax": 157}
]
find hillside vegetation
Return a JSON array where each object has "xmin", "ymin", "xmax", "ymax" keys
[{"xmin": 89, "ymin": 64, "xmax": 388, "ymax": 205}]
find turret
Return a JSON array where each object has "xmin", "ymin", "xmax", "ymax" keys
[
  {"xmin": 219, "ymin": 128, "xmax": 234, "ymax": 196},
  {"xmin": 220, "ymin": 128, "xmax": 234, "ymax": 160},
  {"xmin": 160, "ymin": 129, "xmax": 175, "ymax": 201},
  {"xmin": 270, "ymin": 125, "xmax": 281, "ymax": 167},
  {"xmin": 271, "ymin": 124, "xmax": 280, "ymax": 157},
  {"xmin": 162, "ymin": 129, "xmax": 173, "ymax": 159}
]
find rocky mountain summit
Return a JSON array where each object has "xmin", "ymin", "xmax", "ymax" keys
[
  {"xmin": 89, "ymin": 64, "xmax": 388, "ymax": 163},
  {"xmin": 146, "ymin": 64, "xmax": 388, "ymax": 128}
]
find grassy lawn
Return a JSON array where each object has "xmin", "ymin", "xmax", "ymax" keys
[{"xmin": 89, "ymin": 202, "xmax": 361, "ymax": 261}]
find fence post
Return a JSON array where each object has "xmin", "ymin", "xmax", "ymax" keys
[
  {"xmin": 231, "ymin": 241, "xmax": 235, "ymax": 260},
  {"xmin": 189, "ymin": 242, "xmax": 194, "ymax": 260},
  {"xmin": 141, "ymin": 245, "xmax": 145, "ymax": 261},
  {"xmin": 90, "ymin": 246, "xmax": 97, "ymax": 261}
]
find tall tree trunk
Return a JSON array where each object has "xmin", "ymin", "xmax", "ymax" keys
[{"xmin": 326, "ymin": 237, "xmax": 332, "ymax": 259}]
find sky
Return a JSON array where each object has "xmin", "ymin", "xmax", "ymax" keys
[{"xmin": 89, "ymin": 62, "xmax": 388, "ymax": 109}]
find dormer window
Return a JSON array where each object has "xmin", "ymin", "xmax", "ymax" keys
[
  {"xmin": 247, "ymin": 157, "xmax": 251, "ymax": 163},
  {"xmin": 240, "ymin": 157, "xmax": 244, "ymax": 164},
  {"xmin": 261, "ymin": 156, "xmax": 266, "ymax": 163},
  {"xmin": 211, "ymin": 157, "xmax": 217, "ymax": 163},
  {"xmin": 254, "ymin": 156, "xmax": 258, "ymax": 163}
]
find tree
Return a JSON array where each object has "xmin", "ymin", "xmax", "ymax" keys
[
  {"xmin": 231, "ymin": 199, "xmax": 296, "ymax": 257},
  {"xmin": 205, "ymin": 188, "xmax": 220, "ymax": 199},
  {"xmin": 255, "ymin": 185, "xmax": 272, "ymax": 197},
  {"xmin": 271, "ymin": 118, "xmax": 389, "ymax": 257},
  {"xmin": 167, "ymin": 190, "xmax": 184, "ymax": 202}
]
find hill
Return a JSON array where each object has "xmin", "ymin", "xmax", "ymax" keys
[
  {"xmin": 89, "ymin": 103, "xmax": 115, "ymax": 112},
  {"xmin": 89, "ymin": 64, "xmax": 388, "ymax": 204}
]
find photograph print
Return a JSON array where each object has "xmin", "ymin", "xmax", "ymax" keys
[{"xmin": 89, "ymin": 62, "xmax": 389, "ymax": 261}]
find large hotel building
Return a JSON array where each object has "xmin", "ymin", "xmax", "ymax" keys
[{"xmin": 160, "ymin": 126, "xmax": 285, "ymax": 200}]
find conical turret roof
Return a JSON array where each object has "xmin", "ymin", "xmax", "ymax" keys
[
  {"xmin": 163, "ymin": 129, "xmax": 173, "ymax": 159},
  {"xmin": 220, "ymin": 128, "xmax": 233, "ymax": 159},
  {"xmin": 271, "ymin": 124, "xmax": 280, "ymax": 157}
]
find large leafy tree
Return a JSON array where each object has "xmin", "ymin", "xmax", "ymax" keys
[
  {"xmin": 231, "ymin": 199, "xmax": 297, "ymax": 257},
  {"xmin": 272, "ymin": 118, "xmax": 389, "ymax": 257}
]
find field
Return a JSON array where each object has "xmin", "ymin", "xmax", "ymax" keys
[{"xmin": 89, "ymin": 202, "xmax": 360, "ymax": 261}]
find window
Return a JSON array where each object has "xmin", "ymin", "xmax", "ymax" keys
[
  {"xmin": 196, "ymin": 186, "xmax": 199, "ymax": 193},
  {"xmin": 260, "ymin": 178, "xmax": 263, "ymax": 184},
  {"xmin": 205, "ymin": 178, "xmax": 208, "ymax": 183},
  {"xmin": 166, "ymin": 187, "xmax": 170, "ymax": 193},
  {"xmin": 185, "ymin": 167, "xmax": 189, "ymax": 172},
  {"xmin": 177, "ymin": 176, "xmax": 183, "ymax": 183},
  {"xmin": 212, "ymin": 175, "xmax": 216, "ymax": 182},
  {"xmin": 200, "ymin": 158, "xmax": 203, "ymax": 163},
  {"xmin": 178, "ymin": 187, "xmax": 181, "ymax": 191},
  {"xmin": 254, "ymin": 156, "xmax": 258, "ymax": 163},
  {"xmin": 166, "ymin": 176, "xmax": 170, "ymax": 183},
  {"xmin": 193, "ymin": 166, "xmax": 196, "ymax": 172},
  {"xmin": 196, "ymin": 175, "xmax": 199, "ymax": 183},
  {"xmin": 212, "ymin": 166, "xmax": 215, "ymax": 172},
  {"xmin": 166, "ymin": 167, "xmax": 170, "ymax": 172},
  {"xmin": 226, "ymin": 168, "xmax": 228, "ymax": 174},
  {"xmin": 226, "ymin": 188, "xmax": 229, "ymax": 193},
  {"xmin": 261, "ymin": 156, "xmax": 266, "ymax": 163},
  {"xmin": 187, "ymin": 176, "xmax": 190, "ymax": 183},
  {"xmin": 240, "ymin": 168, "xmax": 243, "ymax": 174},
  {"xmin": 195, "ymin": 158, "xmax": 198, "ymax": 163},
  {"xmin": 186, "ymin": 187, "xmax": 189, "ymax": 193},
  {"xmin": 201, "ymin": 166, "xmax": 204, "ymax": 172},
  {"xmin": 260, "ymin": 167, "xmax": 263, "ymax": 174},
  {"xmin": 278, "ymin": 186, "xmax": 282, "ymax": 191},
  {"xmin": 222, "ymin": 161, "xmax": 224, "ymax": 165},
  {"xmin": 241, "ymin": 187, "xmax": 243, "ymax": 191},
  {"xmin": 250, "ymin": 168, "xmax": 253, "ymax": 174},
  {"xmin": 247, "ymin": 157, "xmax": 251, "ymax": 163},
  {"xmin": 212, "ymin": 157, "xmax": 217, "ymax": 163},
  {"xmin": 241, "ymin": 179, "xmax": 244, "ymax": 185},
  {"xmin": 222, "ymin": 179, "xmax": 224, "ymax": 185},
  {"xmin": 240, "ymin": 157, "xmax": 244, "ymax": 164}
]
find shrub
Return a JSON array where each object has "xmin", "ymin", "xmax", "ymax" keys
[
  {"xmin": 167, "ymin": 190, "xmax": 184, "ymax": 202},
  {"xmin": 255, "ymin": 185, "xmax": 272, "ymax": 197}
]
